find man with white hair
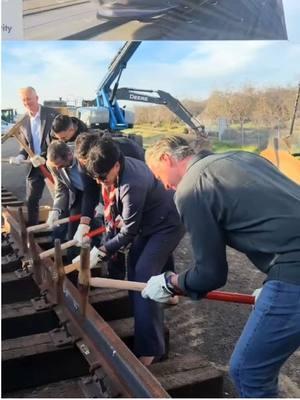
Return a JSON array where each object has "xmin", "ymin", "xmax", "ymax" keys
[{"xmin": 9, "ymin": 87, "xmax": 58, "ymax": 225}]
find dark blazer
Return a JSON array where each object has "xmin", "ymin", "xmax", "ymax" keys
[
  {"xmin": 104, "ymin": 157, "xmax": 183, "ymax": 254},
  {"xmin": 48, "ymin": 158, "xmax": 99, "ymax": 219},
  {"xmin": 50, "ymin": 116, "xmax": 88, "ymax": 143},
  {"xmin": 19, "ymin": 106, "xmax": 59, "ymax": 174}
]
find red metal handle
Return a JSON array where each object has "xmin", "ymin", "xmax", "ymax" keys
[
  {"xmin": 39, "ymin": 164, "xmax": 55, "ymax": 184},
  {"xmin": 205, "ymin": 290, "xmax": 255, "ymax": 305},
  {"xmin": 69, "ymin": 214, "xmax": 82, "ymax": 223},
  {"xmin": 86, "ymin": 226, "xmax": 107, "ymax": 239}
]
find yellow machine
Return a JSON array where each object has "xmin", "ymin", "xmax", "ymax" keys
[{"xmin": 261, "ymin": 84, "xmax": 300, "ymax": 184}]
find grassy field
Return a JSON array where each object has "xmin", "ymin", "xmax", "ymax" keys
[
  {"xmin": 211, "ymin": 141, "xmax": 259, "ymax": 153},
  {"xmin": 124, "ymin": 123, "xmax": 260, "ymax": 153},
  {"xmin": 124, "ymin": 121, "xmax": 300, "ymax": 155}
]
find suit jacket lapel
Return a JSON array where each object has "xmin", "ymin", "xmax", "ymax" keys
[
  {"xmin": 61, "ymin": 168, "xmax": 72, "ymax": 191},
  {"xmin": 22, "ymin": 115, "xmax": 34, "ymax": 150},
  {"xmin": 40, "ymin": 106, "xmax": 47, "ymax": 146}
]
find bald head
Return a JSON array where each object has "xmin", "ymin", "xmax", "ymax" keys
[{"xmin": 19, "ymin": 87, "xmax": 39, "ymax": 116}]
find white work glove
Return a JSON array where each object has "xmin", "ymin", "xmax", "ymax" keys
[
  {"xmin": 73, "ymin": 224, "xmax": 91, "ymax": 246},
  {"xmin": 72, "ymin": 246, "xmax": 108, "ymax": 269},
  {"xmin": 46, "ymin": 210, "xmax": 60, "ymax": 228},
  {"xmin": 252, "ymin": 287, "xmax": 263, "ymax": 303},
  {"xmin": 9, "ymin": 154, "xmax": 25, "ymax": 165},
  {"xmin": 141, "ymin": 272, "xmax": 174, "ymax": 303},
  {"xmin": 30, "ymin": 155, "xmax": 46, "ymax": 168},
  {"xmin": 94, "ymin": 203, "xmax": 104, "ymax": 218}
]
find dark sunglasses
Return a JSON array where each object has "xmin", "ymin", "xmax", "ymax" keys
[
  {"xmin": 96, "ymin": 171, "xmax": 109, "ymax": 181},
  {"xmin": 87, "ymin": 170, "xmax": 109, "ymax": 181}
]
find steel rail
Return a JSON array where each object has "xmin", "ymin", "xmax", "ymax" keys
[{"xmin": 2, "ymin": 206, "xmax": 169, "ymax": 398}]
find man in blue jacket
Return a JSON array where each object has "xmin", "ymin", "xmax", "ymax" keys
[
  {"xmin": 142, "ymin": 135, "xmax": 300, "ymax": 398},
  {"xmin": 80, "ymin": 137, "xmax": 184, "ymax": 366}
]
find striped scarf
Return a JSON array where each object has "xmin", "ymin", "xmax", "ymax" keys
[{"xmin": 101, "ymin": 184, "xmax": 118, "ymax": 232}]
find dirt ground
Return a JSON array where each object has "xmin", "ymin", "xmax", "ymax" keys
[{"xmin": 167, "ymin": 235, "xmax": 300, "ymax": 398}]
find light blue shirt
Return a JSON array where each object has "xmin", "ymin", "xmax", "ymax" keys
[
  {"xmin": 67, "ymin": 158, "xmax": 84, "ymax": 192},
  {"xmin": 30, "ymin": 107, "xmax": 41, "ymax": 155}
]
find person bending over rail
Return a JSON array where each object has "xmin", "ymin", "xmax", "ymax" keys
[
  {"xmin": 142, "ymin": 136, "xmax": 300, "ymax": 398},
  {"xmin": 75, "ymin": 138, "xmax": 184, "ymax": 366}
]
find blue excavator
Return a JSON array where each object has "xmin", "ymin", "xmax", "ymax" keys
[{"xmin": 76, "ymin": 41, "xmax": 206, "ymax": 140}]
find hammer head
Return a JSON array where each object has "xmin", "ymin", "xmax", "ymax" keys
[{"xmin": 1, "ymin": 116, "xmax": 26, "ymax": 144}]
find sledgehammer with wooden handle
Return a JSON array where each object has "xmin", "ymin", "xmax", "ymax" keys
[
  {"xmin": 2, "ymin": 157, "xmax": 31, "ymax": 164},
  {"xmin": 2, "ymin": 117, "xmax": 55, "ymax": 198},
  {"xmin": 39, "ymin": 225, "xmax": 107, "ymax": 259},
  {"xmin": 89, "ymin": 277, "xmax": 255, "ymax": 305},
  {"xmin": 27, "ymin": 214, "xmax": 81, "ymax": 233}
]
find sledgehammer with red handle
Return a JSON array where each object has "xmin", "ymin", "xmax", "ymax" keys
[
  {"xmin": 39, "ymin": 225, "xmax": 107, "ymax": 259},
  {"xmin": 27, "ymin": 214, "xmax": 82, "ymax": 233},
  {"xmin": 88, "ymin": 277, "xmax": 255, "ymax": 305}
]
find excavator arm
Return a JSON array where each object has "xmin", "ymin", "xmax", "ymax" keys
[
  {"xmin": 116, "ymin": 87, "xmax": 207, "ymax": 138},
  {"xmin": 96, "ymin": 41, "xmax": 141, "ymax": 131}
]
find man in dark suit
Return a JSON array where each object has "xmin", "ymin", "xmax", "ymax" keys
[
  {"xmin": 9, "ymin": 87, "xmax": 58, "ymax": 226},
  {"xmin": 51, "ymin": 114, "xmax": 88, "ymax": 143}
]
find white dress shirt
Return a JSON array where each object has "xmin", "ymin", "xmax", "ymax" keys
[{"xmin": 30, "ymin": 106, "xmax": 42, "ymax": 155}]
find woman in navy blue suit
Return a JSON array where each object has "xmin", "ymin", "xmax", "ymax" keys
[{"xmin": 85, "ymin": 137, "xmax": 184, "ymax": 365}]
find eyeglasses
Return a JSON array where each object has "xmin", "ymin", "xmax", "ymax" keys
[
  {"xmin": 87, "ymin": 170, "xmax": 109, "ymax": 181},
  {"xmin": 87, "ymin": 161, "xmax": 118, "ymax": 182},
  {"xmin": 96, "ymin": 171, "xmax": 109, "ymax": 181}
]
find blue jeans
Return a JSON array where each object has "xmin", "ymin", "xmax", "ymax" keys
[{"xmin": 229, "ymin": 280, "xmax": 300, "ymax": 398}]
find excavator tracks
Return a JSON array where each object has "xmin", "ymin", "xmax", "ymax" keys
[{"xmin": 1, "ymin": 187, "xmax": 223, "ymax": 398}]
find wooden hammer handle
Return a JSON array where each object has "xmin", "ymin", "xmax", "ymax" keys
[
  {"xmin": 27, "ymin": 214, "xmax": 81, "ymax": 233},
  {"xmin": 40, "ymin": 239, "xmax": 78, "ymax": 259},
  {"xmin": 89, "ymin": 277, "xmax": 255, "ymax": 305},
  {"xmin": 1, "ymin": 158, "xmax": 31, "ymax": 164},
  {"xmin": 90, "ymin": 277, "xmax": 145, "ymax": 291},
  {"xmin": 64, "ymin": 261, "xmax": 79, "ymax": 274},
  {"xmin": 13, "ymin": 131, "xmax": 54, "ymax": 184},
  {"xmin": 40, "ymin": 226, "xmax": 107, "ymax": 259}
]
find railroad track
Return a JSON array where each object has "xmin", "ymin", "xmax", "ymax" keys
[{"xmin": 1, "ymin": 186, "xmax": 223, "ymax": 398}]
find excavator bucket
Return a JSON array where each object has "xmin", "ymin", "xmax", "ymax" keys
[
  {"xmin": 260, "ymin": 137, "xmax": 300, "ymax": 184},
  {"xmin": 92, "ymin": 0, "xmax": 287, "ymax": 40}
]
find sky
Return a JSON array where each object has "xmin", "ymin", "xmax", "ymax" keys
[{"xmin": 1, "ymin": 0, "xmax": 300, "ymax": 113}]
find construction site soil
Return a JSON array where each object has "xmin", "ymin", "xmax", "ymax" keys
[
  {"xmin": 170, "ymin": 237, "xmax": 300, "ymax": 398},
  {"xmin": 2, "ymin": 140, "xmax": 299, "ymax": 397}
]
